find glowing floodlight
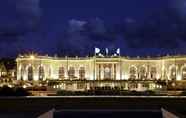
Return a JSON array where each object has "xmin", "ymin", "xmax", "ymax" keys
[{"xmin": 30, "ymin": 55, "xmax": 35, "ymax": 60}]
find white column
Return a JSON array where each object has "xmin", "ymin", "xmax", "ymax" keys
[
  {"xmin": 23, "ymin": 68, "xmax": 27, "ymax": 81},
  {"xmin": 17, "ymin": 65, "xmax": 21, "ymax": 80},
  {"xmin": 112, "ymin": 64, "xmax": 114, "ymax": 80},
  {"xmin": 33, "ymin": 67, "xmax": 39, "ymax": 81},
  {"xmin": 75, "ymin": 67, "xmax": 78, "ymax": 79},
  {"xmin": 101, "ymin": 65, "xmax": 104, "ymax": 80},
  {"xmin": 116, "ymin": 64, "xmax": 120, "ymax": 80}
]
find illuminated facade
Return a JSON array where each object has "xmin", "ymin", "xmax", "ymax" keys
[{"xmin": 16, "ymin": 54, "xmax": 186, "ymax": 91}]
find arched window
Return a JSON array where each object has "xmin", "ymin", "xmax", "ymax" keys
[
  {"xmin": 38, "ymin": 66, "xmax": 44, "ymax": 81},
  {"xmin": 139, "ymin": 66, "xmax": 147, "ymax": 80},
  {"xmin": 150, "ymin": 67, "xmax": 157, "ymax": 79},
  {"xmin": 182, "ymin": 67, "xmax": 186, "ymax": 80},
  {"xmin": 170, "ymin": 66, "xmax": 176, "ymax": 80},
  {"xmin": 79, "ymin": 67, "xmax": 85, "ymax": 80},
  {"xmin": 104, "ymin": 65, "xmax": 112, "ymax": 80},
  {"xmin": 59, "ymin": 67, "xmax": 65, "ymax": 79},
  {"xmin": 68, "ymin": 67, "xmax": 75, "ymax": 79},
  {"xmin": 20, "ymin": 67, "xmax": 24, "ymax": 80},
  {"xmin": 48, "ymin": 67, "xmax": 52, "ymax": 78},
  {"xmin": 28, "ymin": 66, "xmax": 33, "ymax": 81},
  {"xmin": 129, "ymin": 66, "xmax": 137, "ymax": 80}
]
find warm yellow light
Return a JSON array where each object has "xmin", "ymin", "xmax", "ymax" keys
[
  {"xmin": 156, "ymin": 74, "xmax": 160, "ymax": 79},
  {"xmin": 30, "ymin": 55, "xmax": 35, "ymax": 60},
  {"xmin": 124, "ymin": 74, "xmax": 129, "ymax": 80},
  {"xmin": 177, "ymin": 74, "xmax": 182, "ymax": 81},
  {"xmin": 23, "ymin": 85, "xmax": 27, "ymax": 88}
]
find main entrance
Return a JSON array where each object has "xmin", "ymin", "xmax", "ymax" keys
[
  {"xmin": 96, "ymin": 63, "xmax": 117, "ymax": 80},
  {"xmin": 104, "ymin": 64, "xmax": 112, "ymax": 80}
]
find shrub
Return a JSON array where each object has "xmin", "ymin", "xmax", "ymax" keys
[
  {"xmin": 0, "ymin": 86, "xmax": 30, "ymax": 96},
  {"xmin": 0, "ymin": 85, "xmax": 14, "ymax": 96},
  {"xmin": 180, "ymin": 91, "xmax": 186, "ymax": 96},
  {"xmin": 56, "ymin": 89, "xmax": 159, "ymax": 96},
  {"xmin": 15, "ymin": 87, "xmax": 30, "ymax": 96}
]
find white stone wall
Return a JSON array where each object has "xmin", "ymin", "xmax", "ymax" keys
[{"xmin": 16, "ymin": 56, "xmax": 186, "ymax": 81}]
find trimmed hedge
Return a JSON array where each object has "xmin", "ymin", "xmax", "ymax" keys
[
  {"xmin": 0, "ymin": 85, "xmax": 31, "ymax": 96},
  {"xmin": 57, "ymin": 89, "xmax": 157, "ymax": 96}
]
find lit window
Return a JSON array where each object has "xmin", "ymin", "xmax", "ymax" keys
[
  {"xmin": 79, "ymin": 67, "xmax": 85, "ymax": 80},
  {"xmin": 68, "ymin": 67, "xmax": 75, "ymax": 79},
  {"xmin": 170, "ymin": 67, "xmax": 176, "ymax": 80},
  {"xmin": 182, "ymin": 67, "xmax": 186, "ymax": 80},
  {"xmin": 38, "ymin": 66, "xmax": 44, "ymax": 81},
  {"xmin": 150, "ymin": 67, "xmax": 157, "ymax": 79},
  {"xmin": 129, "ymin": 66, "xmax": 137, "ymax": 80},
  {"xmin": 139, "ymin": 66, "xmax": 147, "ymax": 80},
  {"xmin": 28, "ymin": 66, "xmax": 33, "ymax": 81},
  {"xmin": 59, "ymin": 67, "xmax": 65, "ymax": 79}
]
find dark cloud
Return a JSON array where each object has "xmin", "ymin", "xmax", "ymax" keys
[
  {"xmin": 57, "ymin": 18, "xmax": 129, "ymax": 56},
  {"xmin": 1, "ymin": 0, "xmax": 186, "ymax": 57},
  {"xmin": 56, "ymin": 7, "xmax": 186, "ymax": 56},
  {"xmin": 0, "ymin": 0, "xmax": 41, "ymax": 42},
  {"xmin": 0, "ymin": 0, "xmax": 41, "ymax": 57},
  {"xmin": 122, "ymin": 7, "xmax": 186, "ymax": 49}
]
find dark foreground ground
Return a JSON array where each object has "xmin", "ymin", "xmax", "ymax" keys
[
  {"xmin": 0, "ymin": 96, "xmax": 185, "ymax": 118},
  {"xmin": 54, "ymin": 109, "xmax": 162, "ymax": 118}
]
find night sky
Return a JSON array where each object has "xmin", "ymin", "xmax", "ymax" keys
[{"xmin": 1, "ymin": 0, "xmax": 186, "ymax": 57}]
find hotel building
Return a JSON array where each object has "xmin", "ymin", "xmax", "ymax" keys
[{"xmin": 16, "ymin": 54, "xmax": 186, "ymax": 91}]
